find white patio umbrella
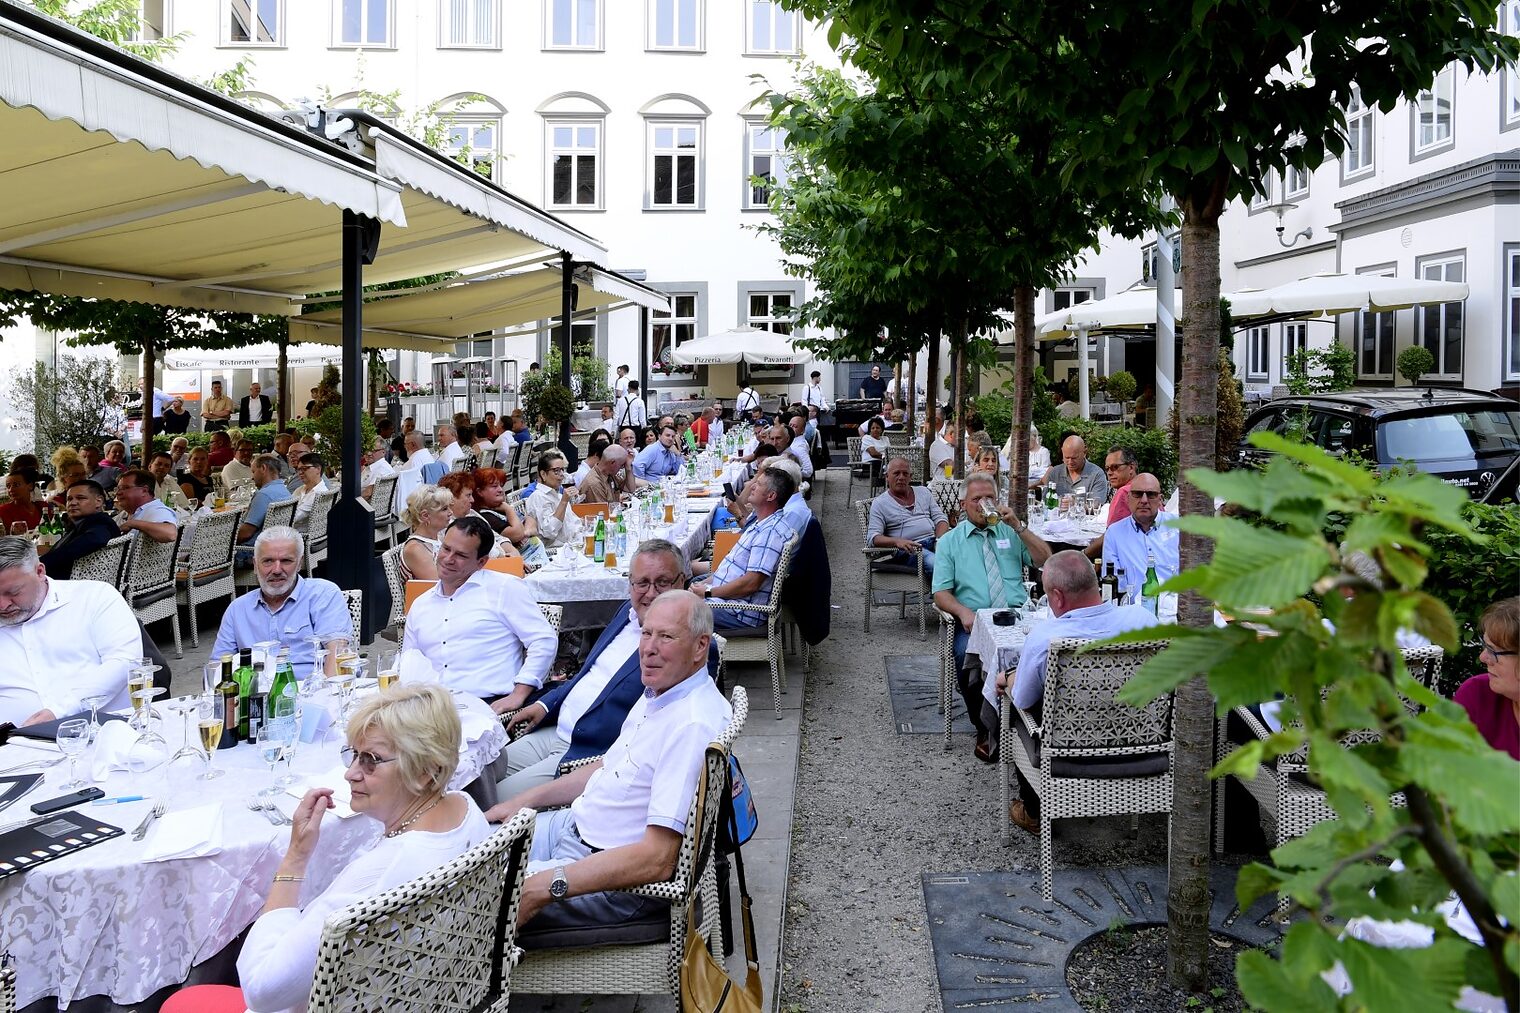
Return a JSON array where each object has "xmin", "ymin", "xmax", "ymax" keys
[
  {"xmin": 668, "ymin": 326, "xmax": 805, "ymax": 366},
  {"xmin": 163, "ymin": 343, "xmax": 342, "ymax": 370},
  {"xmin": 1250, "ymin": 272, "xmax": 1470, "ymax": 315}
]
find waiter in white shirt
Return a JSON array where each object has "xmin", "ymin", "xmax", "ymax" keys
[
  {"xmin": 613, "ymin": 364, "xmax": 633, "ymax": 399},
  {"xmin": 400, "ymin": 516, "xmax": 558, "ymax": 713},
  {"xmin": 0, "ymin": 537, "xmax": 140, "ymax": 725},
  {"xmin": 802, "ymin": 370, "xmax": 830, "ymax": 412},
  {"xmin": 735, "ymin": 385, "xmax": 761, "ymax": 416},
  {"xmin": 614, "ymin": 380, "xmax": 648, "ymax": 443}
]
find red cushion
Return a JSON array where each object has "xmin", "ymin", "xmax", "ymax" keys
[{"xmin": 162, "ymin": 985, "xmax": 246, "ymax": 1013}]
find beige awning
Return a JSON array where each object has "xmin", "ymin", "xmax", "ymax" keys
[{"xmin": 286, "ymin": 264, "xmax": 669, "ymax": 349}]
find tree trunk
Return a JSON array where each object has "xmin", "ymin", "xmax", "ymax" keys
[
  {"xmin": 1166, "ymin": 175, "xmax": 1227, "ymax": 991},
  {"xmin": 1010, "ymin": 285, "xmax": 1036, "ymax": 512},
  {"xmin": 923, "ymin": 328, "xmax": 941, "ymax": 485},
  {"xmin": 276, "ymin": 334, "xmax": 289, "ymax": 431},
  {"xmin": 140, "ymin": 341, "xmax": 156, "ymax": 464},
  {"xmin": 951, "ymin": 324, "xmax": 966, "ymax": 478}
]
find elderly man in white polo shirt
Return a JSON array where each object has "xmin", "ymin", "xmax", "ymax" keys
[
  {"xmin": 0, "ymin": 536, "xmax": 140, "ymax": 725},
  {"xmin": 400, "ymin": 515, "xmax": 557, "ymax": 713},
  {"xmin": 488, "ymin": 589, "xmax": 732, "ymax": 934}
]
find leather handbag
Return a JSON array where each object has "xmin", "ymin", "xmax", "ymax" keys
[{"xmin": 680, "ymin": 747, "xmax": 762, "ymax": 1013}]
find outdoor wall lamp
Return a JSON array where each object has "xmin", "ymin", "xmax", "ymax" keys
[{"xmin": 1265, "ymin": 201, "xmax": 1314, "ymax": 249}]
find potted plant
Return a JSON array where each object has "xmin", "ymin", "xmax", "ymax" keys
[
  {"xmin": 1104, "ymin": 369, "xmax": 1137, "ymax": 419},
  {"xmin": 1396, "ymin": 345, "xmax": 1435, "ymax": 387}
]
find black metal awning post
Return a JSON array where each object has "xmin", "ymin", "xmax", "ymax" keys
[{"xmin": 558, "ymin": 251, "xmax": 578, "ymax": 468}]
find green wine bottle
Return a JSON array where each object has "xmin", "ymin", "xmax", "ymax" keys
[{"xmin": 1140, "ymin": 548, "xmax": 1161, "ymax": 616}]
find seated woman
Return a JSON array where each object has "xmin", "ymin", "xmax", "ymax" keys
[
  {"xmin": 163, "ymin": 684, "xmax": 490, "ymax": 1013},
  {"xmin": 48, "ymin": 446, "xmax": 86, "ymax": 506},
  {"xmin": 1455, "ymin": 596, "xmax": 1518, "ymax": 760},
  {"xmin": 522, "ymin": 450, "xmax": 574, "ymax": 550},
  {"xmin": 178, "ymin": 447, "xmax": 216, "ymax": 503},
  {"xmin": 438, "ymin": 471, "xmax": 518, "ymax": 559},
  {"xmin": 398, "ymin": 485, "xmax": 452, "ymax": 582},
  {"xmin": 1006, "ymin": 426, "xmax": 1050, "ymax": 479},
  {"xmin": 0, "ymin": 472, "xmax": 41, "ymax": 532}
]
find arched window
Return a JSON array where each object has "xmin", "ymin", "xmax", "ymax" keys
[
  {"xmin": 639, "ymin": 95, "xmax": 709, "ymax": 210},
  {"xmin": 538, "ymin": 93, "xmax": 609, "ymax": 210}
]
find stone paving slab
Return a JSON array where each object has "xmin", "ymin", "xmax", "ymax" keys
[
  {"xmin": 923, "ymin": 864, "xmax": 1284, "ymax": 1011},
  {"xmin": 885, "ymin": 654, "xmax": 973, "ymax": 735}
]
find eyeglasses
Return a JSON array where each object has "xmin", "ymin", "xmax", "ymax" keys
[
  {"xmin": 1131, "ymin": 490, "xmax": 1163, "ymax": 499},
  {"xmin": 341, "ymin": 746, "xmax": 398, "ymax": 774},
  {"xmin": 1104, "ymin": 463, "xmax": 1132, "ymax": 472},
  {"xmin": 1480, "ymin": 640, "xmax": 1516, "ymax": 659},
  {"xmin": 631, "ymin": 577, "xmax": 681, "ymax": 593}
]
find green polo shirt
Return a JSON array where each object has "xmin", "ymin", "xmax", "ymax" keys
[{"xmin": 931, "ymin": 519, "xmax": 1033, "ymax": 611}]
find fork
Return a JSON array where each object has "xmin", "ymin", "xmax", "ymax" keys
[
  {"xmin": 248, "ymin": 800, "xmax": 290, "ymax": 826},
  {"xmin": 0, "ymin": 755, "xmax": 65, "ymax": 776},
  {"xmin": 132, "ymin": 801, "xmax": 166, "ymax": 841}
]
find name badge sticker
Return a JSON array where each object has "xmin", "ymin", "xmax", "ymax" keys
[{"xmin": 994, "ymin": 538, "xmax": 1012, "ymax": 550}]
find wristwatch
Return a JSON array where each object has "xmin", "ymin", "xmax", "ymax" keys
[{"xmin": 549, "ymin": 866, "xmax": 569, "ymax": 901}]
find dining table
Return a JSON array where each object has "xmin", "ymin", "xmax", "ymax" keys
[{"xmin": 0, "ymin": 687, "xmax": 506, "ymax": 1011}]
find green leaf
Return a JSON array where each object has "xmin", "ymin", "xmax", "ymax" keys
[
  {"xmin": 1338, "ymin": 936, "xmax": 1469, "ymax": 1011},
  {"xmin": 1234, "ymin": 861, "xmax": 1285, "ymax": 908},
  {"xmin": 1278, "ymin": 921, "xmax": 1339, "ymax": 986},
  {"xmin": 1236, "ymin": 948, "xmax": 1339, "ymax": 1012},
  {"xmin": 1399, "ymin": 722, "xmax": 1520, "ymax": 835},
  {"xmin": 1114, "ymin": 629, "xmax": 1248, "ymax": 707},
  {"xmin": 1405, "ymin": 591, "xmax": 1459, "ymax": 651},
  {"xmin": 1206, "ymin": 630, "xmax": 1318, "ymax": 711},
  {"xmin": 1162, "ymin": 515, "xmax": 1328, "ymax": 608}
]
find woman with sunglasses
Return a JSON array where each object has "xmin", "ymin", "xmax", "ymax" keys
[
  {"xmin": 1455, "ymin": 597, "xmax": 1519, "ymax": 760},
  {"xmin": 164, "ymin": 683, "xmax": 490, "ymax": 1013}
]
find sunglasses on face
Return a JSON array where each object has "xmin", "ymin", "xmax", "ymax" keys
[
  {"xmin": 1131, "ymin": 490, "xmax": 1163, "ymax": 500},
  {"xmin": 341, "ymin": 746, "xmax": 398, "ymax": 774}
]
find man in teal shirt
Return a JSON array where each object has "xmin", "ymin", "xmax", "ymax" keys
[{"xmin": 933, "ymin": 473, "xmax": 1053, "ymax": 760}]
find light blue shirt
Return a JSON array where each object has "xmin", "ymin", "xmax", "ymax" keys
[
  {"xmin": 211, "ymin": 576, "xmax": 352, "ymax": 670},
  {"xmin": 1007, "ymin": 600, "xmax": 1160, "ymax": 712},
  {"xmin": 633, "ymin": 442, "xmax": 683, "ymax": 480},
  {"xmin": 147, "ymin": 388, "xmax": 173, "ymax": 419},
  {"xmin": 240, "ymin": 481, "xmax": 294, "ymax": 545},
  {"xmin": 778, "ymin": 492, "xmax": 811, "ymax": 540},
  {"xmin": 1100, "ymin": 512, "xmax": 1180, "ymax": 604}
]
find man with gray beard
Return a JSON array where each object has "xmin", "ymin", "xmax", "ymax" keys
[{"xmin": 210, "ymin": 525, "xmax": 350, "ymax": 675}]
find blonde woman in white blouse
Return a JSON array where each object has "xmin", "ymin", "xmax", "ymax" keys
[{"xmin": 161, "ymin": 683, "xmax": 490, "ymax": 1013}]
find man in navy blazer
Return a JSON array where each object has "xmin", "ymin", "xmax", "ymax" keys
[{"xmin": 496, "ymin": 538, "xmax": 720, "ymax": 797}]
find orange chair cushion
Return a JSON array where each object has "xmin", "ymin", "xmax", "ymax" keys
[
  {"xmin": 485, "ymin": 556, "xmax": 525, "ymax": 576},
  {"xmin": 404, "ymin": 579, "xmax": 438, "ymax": 614},
  {"xmin": 712, "ymin": 529, "xmax": 741, "ymax": 573}
]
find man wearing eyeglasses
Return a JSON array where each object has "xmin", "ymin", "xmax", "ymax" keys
[
  {"xmin": 1099, "ymin": 473, "xmax": 1178, "ymax": 605},
  {"xmin": 493, "ymin": 539, "xmax": 718, "ymax": 797},
  {"xmin": 1083, "ymin": 448, "xmax": 1139, "ymax": 561}
]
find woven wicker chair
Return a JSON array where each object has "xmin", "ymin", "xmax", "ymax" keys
[
  {"xmin": 707, "ymin": 537, "xmax": 797, "ymax": 719},
  {"xmin": 128, "ymin": 527, "xmax": 184, "ymax": 658},
  {"xmin": 886, "ymin": 446, "xmax": 923, "ymax": 488},
  {"xmin": 512, "ymin": 445, "xmax": 533, "ymax": 491},
  {"xmin": 853, "ymin": 499, "xmax": 928, "ymax": 639},
  {"xmin": 71, "ymin": 533, "xmax": 134, "ymax": 586},
  {"xmin": 936, "ymin": 605, "xmax": 958, "ymax": 751},
  {"xmin": 929, "ymin": 478, "xmax": 964, "ymax": 527},
  {"xmin": 341, "ymin": 588, "xmax": 364, "ymax": 647},
  {"xmin": 379, "ymin": 543, "xmax": 407, "ymax": 633},
  {"xmin": 368, "ymin": 474, "xmax": 400, "ymax": 550},
  {"xmin": 234, "ymin": 498, "xmax": 298, "ymax": 593},
  {"xmin": 1212, "ymin": 645, "xmax": 1443, "ymax": 863},
  {"xmin": 176, "ymin": 509, "xmax": 241, "ymax": 648},
  {"xmin": 843, "ymin": 437, "xmax": 873, "ymax": 503},
  {"xmin": 449, "ymin": 454, "xmax": 472, "ymax": 473},
  {"xmin": 885, "ymin": 429, "xmax": 913, "ymax": 448},
  {"xmin": 476, "ymin": 446, "xmax": 496, "ymax": 469},
  {"xmin": 300, "ymin": 489, "xmax": 339, "ymax": 578},
  {"xmin": 1, "ymin": 953, "xmax": 13, "ymax": 1013},
  {"xmin": 305, "ymin": 808, "xmax": 535, "ymax": 1013},
  {"xmin": 512, "ymin": 686, "xmax": 749, "ymax": 1000},
  {"xmin": 1001, "ymin": 637, "xmax": 1172, "ymax": 901}
]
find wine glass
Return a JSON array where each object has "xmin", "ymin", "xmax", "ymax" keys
[
  {"xmin": 56, "ymin": 719, "xmax": 89, "ymax": 790},
  {"xmin": 275, "ymin": 703, "xmax": 303, "ymax": 787},
  {"xmin": 167, "ymin": 697, "xmax": 203, "ymax": 766},
  {"xmin": 202, "ymin": 662, "xmax": 222, "ymax": 697},
  {"xmin": 196, "ymin": 695, "xmax": 225, "ymax": 780},
  {"xmin": 254, "ymin": 724, "xmax": 289, "ymax": 798},
  {"xmin": 81, "ymin": 692, "xmax": 110, "ymax": 744},
  {"xmin": 133, "ymin": 687, "xmax": 169, "ymax": 748}
]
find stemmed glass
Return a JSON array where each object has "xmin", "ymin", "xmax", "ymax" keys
[
  {"xmin": 81, "ymin": 692, "xmax": 110, "ymax": 744},
  {"xmin": 167, "ymin": 698, "xmax": 203, "ymax": 766},
  {"xmin": 203, "ymin": 661, "xmax": 223, "ymax": 697},
  {"xmin": 275, "ymin": 703, "xmax": 303, "ymax": 788},
  {"xmin": 302, "ymin": 635, "xmax": 328, "ymax": 695},
  {"xmin": 196, "ymin": 695, "xmax": 225, "ymax": 780},
  {"xmin": 56, "ymin": 719, "xmax": 89, "ymax": 790},
  {"xmin": 254, "ymin": 724, "xmax": 289, "ymax": 798}
]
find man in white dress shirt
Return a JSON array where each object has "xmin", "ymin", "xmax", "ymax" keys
[
  {"xmin": 613, "ymin": 364, "xmax": 632, "ymax": 399},
  {"xmin": 735, "ymin": 385, "xmax": 761, "ymax": 417},
  {"xmin": 436, "ymin": 424, "xmax": 468, "ymax": 469},
  {"xmin": 1099, "ymin": 473, "xmax": 1178, "ymax": 605},
  {"xmin": 802, "ymin": 370, "xmax": 830, "ymax": 412},
  {"xmin": 360, "ymin": 439, "xmax": 396, "ymax": 500},
  {"xmin": 392, "ymin": 432, "xmax": 436, "ymax": 505},
  {"xmin": 490, "ymin": 589, "xmax": 732, "ymax": 933},
  {"xmin": 0, "ymin": 537, "xmax": 140, "ymax": 725},
  {"xmin": 613, "ymin": 380, "xmax": 647, "ymax": 440},
  {"xmin": 401, "ymin": 516, "xmax": 558, "ymax": 714},
  {"xmin": 114, "ymin": 468, "xmax": 179, "ymax": 544}
]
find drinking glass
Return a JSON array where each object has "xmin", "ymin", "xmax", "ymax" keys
[
  {"xmin": 81, "ymin": 692, "xmax": 110, "ymax": 744},
  {"xmin": 376, "ymin": 649, "xmax": 399, "ymax": 691},
  {"xmin": 276, "ymin": 704, "xmax": 303, "ymax": 786},
  {"xmin": 302, "ymin": 634, "xmax": 328, "ymax": 694},
  {"xmin": 196, "ymin": 695, "xmax": 225, "ymax": 780},
  {"xmin": 133, "ymin": 687, "xmax": 169, "ymax": 748},
  {"xmin": 56, "ymin": 719, "xmax": 89, "ymax": 790},
  {"xmin": 254, "ymin": 724, "xmax": 289, "ymax": 797},
  {"xmin": 9, "ymin": 521, "xmax": 26, "ymax": 536},
  {"xmin": 167, "ymin": 697, "xmax": 203, "ymax": 765}
]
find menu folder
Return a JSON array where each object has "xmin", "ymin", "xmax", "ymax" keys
[
  {"xmin": 0, "ymin": 775, "xmax": 43, "ymax": 815},
  {"xmin": 0, "ymin": 810, "xmax": 123, "ymax": 879}
]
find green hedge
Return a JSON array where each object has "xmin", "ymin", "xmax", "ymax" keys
[
  {"xmin": 150, "ymin": 424, "xmax": 280, "ymax": 456},
  {"xmin": 1036, "ymin": 417, "xmax": 1178, "ymax": 496}
]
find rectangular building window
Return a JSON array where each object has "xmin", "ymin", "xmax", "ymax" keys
[
  {"xmin": 748, "ymin": 291, "xmax": 794, "ymax": 334},
  {"xmin": 747, "ymin": 0, "xmax": 798, "ymax": 54},
  {"xmin": 1417, "ymin": 254, "xmax": 1465, "ymax": 378},
  {"xmin": 1506, "ymin": 1, "xmax": 1520, "ymax": 131},
  {"xmin": 648, "ymin": 122, "xmax": 701, "ymax": 208},
  {"xmin": 1343, "ymin": 85, "xmax": 1375, "ymax": 179},
  {"xmin": 1282, "ymin": 321, "xmax": 1308, "ymax": 371},
  {"xmin": 546, "ymin": 0, "xmax": 598, "ymax": 48},
  {"xmin": 337, "ymin": 0, "xmax": 391, "ymax": 46},
  {"xmin": 1246, "ymin": 325, "xmax": 1270, "ymax": 380},
  {"xmin": 442, "ymin": 0, "xmax": 498, "ymax": 47},
  {"xmin": 1357, "ymin": 308, "xmax": 1395, "ymax": 379},
  {"xmin": 1249, "ymin": 175, "xmax": 1273, "ymax": 212},
  {"xmin": 649, "ymin": 0, "xmax": 700, "ymax": 50},
  {"xmin": 1506, "ymin": 247, "xmax": 1520, "ymax": 380},
  {"xmin": 442, "ymin": 119, "xmax": 499, "ymax": 180},
  {"xmin": 1284, "ymin": 164, "xmax": 1309, "ymax": 201},
  {"xmin": 744, "ymin": 123, "xmax": 788, "ymax": 208},
  {"xmin": 1413, "ymin": 65, "xmax": 1455, "ymax": 156},
  {"xmin": 548, "ymin": 122, "xmax": 600, "ymax": 208},
  {"xmin": 1052, "ymin": 288, "xmax": 1095, "ymax": 311},
  {"xmin": 228, "ymin": 0, "xmax": 282, "ymax": 44},
  {"xmin": 651, "ymin": 293, "xmax": 698, "ymax": 374}
]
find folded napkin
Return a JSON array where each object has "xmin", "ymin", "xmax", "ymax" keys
[
  {"xmin": 456, "ymin": 702, "xmax": 497, "ymax": 751},
  {"xmin": 91, "ymin": 721, "xmax": 167, "ymax": 781},
  {"xmin": 143, "ymin": 802, "xmax": 224, "ymax": 862},
  {"xmin": 284, "ymin": 766, "xmax": 359, "ymax": 819}
]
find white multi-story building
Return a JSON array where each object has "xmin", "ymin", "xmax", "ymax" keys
[
  {"xmin": 133, "ymin": 0, "xmax": 841, "ymax": 415},
  {"xmin": 1028, "ymin": 39, "xmax": 1519, "ymax": 405}
]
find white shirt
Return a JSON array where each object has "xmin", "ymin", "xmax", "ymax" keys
[
  {"xmin": 614, "ymin": 393, "xmax": 647, "ymax": 429},
  {"xmin": 131, "ymin": 498, "xmax": 179, "ymax": 528},
  {"xmin": 569, "ymin": 461, "xmax": 591, "ymax": 487},
  {"xmin": 614, "ymin": 375, "xmax": 631, "ymax": 398},
  {"xmin": 802, "ymin": 383, "xmax": 830, "ymax": 411},
  {"xmin": 592, "ymin": 417, "xmax": 617, "ymax": 440},
  {"xmin": 439, "ymin": 441, "xmax": 467, "ymax": 469},
  {"xmin": 524, "ymin": 483, "xmax": 570, "ymax": 548},
  {"xmin": 221, "ymin": 458, "xmax": 252, "ymax": 491},
  {"xmin": 154, "ymin": 475, "xmax": 189, "ymax": 509},
  {"xmin": 393, "ymin": 446, "xmax": 436, "ymax": 506},
  {"xmin": 556, "ymin": 614, "xmax": 642, "ymax": 745},
  {"xmin": 360, "ymin": 455, "xmax": 395, "ymax": 494},
  {"xmin": 571, "ymin": 669, "xmax": 731, "ymax": 850},
  {"xmin": 0, "ymin": 578, "xmax": 140, "ymax": 723},
  {"xmin": 928, "ymin": 437, "xmax": 956, "ymax": 476},
  {"xmin": 400, "ymin": 569, "xmax": 558, "ymax": 696},
  {"xmin": 396, "ymin": 446, "xmax": 436, "ymax": 472},
  {"xmin": 293, "ymin": 479, "xmax": 329, "ymax": 526},
  {"xmin": 785, "ymin": 434, "xmax": 814, "ymax": 479},
  {"xmin": 708, "ymin": 417, "xmax": 725, "ymax": 445},
  {"xmin": 245, "ymin": 396, "xmax": 265, "ymax": 423},
  {"xmin": 237, "ymin": 795, "xmax": 490, "ymax": 1013},
  {"xmin": 735, "ymin": 388, "xmax": 760, "ymax": 414},
  {"xmin": 1101, "ymin": 512, "xmax": 1181, "ymax": 604},
  {"xmin": 860, "ymin": 433, "xmax": 890, "ymax": 460}
]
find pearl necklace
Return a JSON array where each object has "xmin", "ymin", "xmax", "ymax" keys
[{"xmin": 385, "ymin": 794, "xmax": 444, "ymax": 838}]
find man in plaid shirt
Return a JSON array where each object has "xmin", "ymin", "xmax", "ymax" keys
[{"xmin": 691, "ymin": 467, "xmax": 797, "ymax": 629}]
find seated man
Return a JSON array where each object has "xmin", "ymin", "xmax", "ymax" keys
[
  {"xmin": 868, "ymin": 457, "xmax": 950, "ymax": 571},
  {"xmin": 1038, "ymin": 435, "xmax": 1112, "ymax": 503},
  {"xmin": 147, "ymin": 452, "xmax": 189, "ymax": 509},
  {"xmin": 0, "ymin": 536, "xmax": 139, "ymax": 724},
  {"xmin": 359, "ymin": 438, "xmax": 395, "ymax": 500},
  {"xmin": 211, "ymin": 526, "xmax": 350, "ymax": 675},
  {"xmin": 40, "ymin": 480, "xmax": 121, "ymax": 580},
  {"xmin": 206, "ymin": 431, "xmax": 235, "ymax": 470},
  {"xmin": 990, "ymin": 550, "xmax": 1158, "ymax": 832},
  {"xmin": 114, "ymin": 468, "xmax": 179, "ymax": 544},
  {"xmin": 282, "ymin": 442, "xmax": 311, "ymax": 493},
  {"xmin": 497, "ymin": 539, "xmax": 719, "ymax": 797},
  {"xmin": 578, "ymin": 444, "xmax": 640, "ymax": 503},
  {"xmin": 1099, "ymin": 472, "xmax": 1177, "ymax": 606},
  {"xmin": 632, "ymin": 422, "xmax": 684, "ymax": 481},
  {"xmin": 691, "ymin": 466, "xmax": 796, "ymax": 629},
  {"xmin": 236, "ymin": 454, "xmax": 295, "ymax": 555},
  {"xmin": 928, "ymin": 423, "xmax": 957, "ymax": 477},
  {"xmin": 782, "ymin": 417, "xmax": 815, "ymax": 481},
  {"xmin": 400, "ymin": 516, "xmax": 558, "ymax": 713},
  {"xmin": 490, "ymin": 590, "xmax": 732, "ymax": 934},
  {"xmin": 436, "ymin": 424, "xmax": 468, "ymax": 469},
  {"xmin": 221, "ymin": 439, "xmax": 255, "ymax": 493},
  {"xmin": 932, "ymin": 474, "xmax": 1052, "ymax": 760},
  {"xmin": 291, "ymin": 453, "xmax": 329, "ymax": 527}
]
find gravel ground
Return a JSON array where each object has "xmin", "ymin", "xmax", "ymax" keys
[
  {"xmin": 1066, "ymin": 926, "xmax": 1254, "ymax": 1013},
  {"xmin": 777, "ymin": 488, "xmax": 1169, "ymax": 1013}
]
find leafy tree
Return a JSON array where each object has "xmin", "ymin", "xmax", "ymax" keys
[
  {"xmin": 27, "ymin": 0, "xmax": 182, "ymax": 61},
  {"xmin": 1398, "ymin": 345, "xmax": 1437, "ymax": 386},
  {"xmin": 1285, "ymin": 344, "xmax": 1357, "ymax": 395},
  {"xmin": 1114, "ymin": 434, "xmax": 1518, "ymax": 1010},
  {"xmin": 1105, "ymin": 369, "xmax": 1137, "ymax": 418},
  {"xmin": 6, "ymin": 355, "xmax": 125, "ymax": 462}
]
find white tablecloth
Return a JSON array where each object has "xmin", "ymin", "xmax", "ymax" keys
[
  {"xmin": 0, "ymin": 691, "xmax": 506, "ymax": 1009},
  {"xmin": 966, "ymin": 607, "xmax": 1042, "ymax": 677},
  {"xmin": 1029, "ymin": 512, "xmax": 1107, "ymax": 548},
  {"xmin": 522, "ymin": 507, "xmax": 713, "ymax": 604}
]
